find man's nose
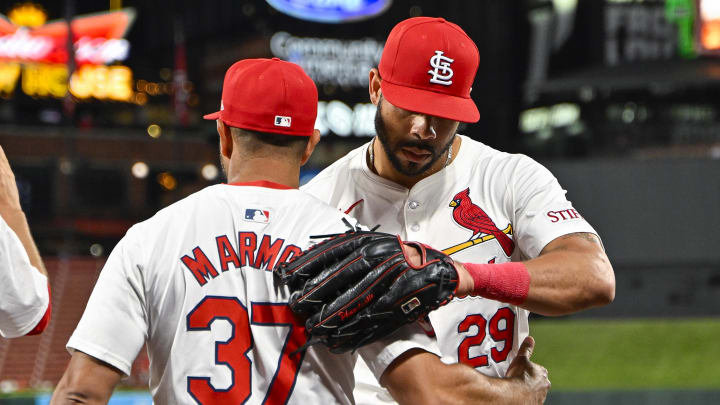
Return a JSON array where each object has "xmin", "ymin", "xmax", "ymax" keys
[{"xmin": 410, "ymin": 114, "xmax": 436, "ymax": 140}]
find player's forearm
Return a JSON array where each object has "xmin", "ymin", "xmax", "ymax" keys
[
  {"xmin": 522, "ymin": 242, "xmax": 614, "ymax": 316},
  {"xmin": 391, "ymin": 364, "xmax": 537, "ymax": 405},
  {"xmin": 50, "ymin": 388, "xmax": 111, "ymax": 405},
  {"xmin": 0, "ymin": 207, "xmax": 47, "ymax": 276},
  {"xmin": 51, "ymin": 352, "xmax": 122, "ymax": 405},
  {"xmin": 432, "ymin": 364, "xmax": 535, "ymax": 405},
  {"xmin": 382, "ymin": 351, "xmax": 539, "ymax": 405},
  {"xmin": 455, "ymin": 233, "xmax": 614, "ymax": 316}
]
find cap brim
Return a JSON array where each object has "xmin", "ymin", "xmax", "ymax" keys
[
  {"xmin": 381, "ymin": 80, "xmax": 480, "ymax": 123},
  {"xmin": 203, "ymin": 111, "xmax": 221, "ymax": 120}
]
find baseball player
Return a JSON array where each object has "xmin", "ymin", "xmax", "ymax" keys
[
  {"xmin": 301, "ymin": 17, "xmax": 615, "ymax": 403},
  {"xmin": 51, "ymin": 58, "xmax": 548, "ymax": 405},
  {"xmin": 0, "ymin": 146, "xmax": 51, "ymax": 338}
]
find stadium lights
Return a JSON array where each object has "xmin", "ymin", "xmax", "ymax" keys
[
  {"xmin": 131, "ymin": 161, "xmax": 149, "ymax": 179},
  {"xmin": 157, "ymin": 172, "xmax": 177, "ymax": 191},
  {"xmin": 698, "ymin": 0, "xmax": 720, "ymax": 53},
  {"xmin": 134, "ymin": 92, "xmax": 147, "ymax": 105},
  {"xmin": 89, "ymin": 243, "xmax": 104, "ymax": 257},
  {"xmin": 201, "ymin": 163, "xmax": 219, "ymax": 181},
  {"xmin": 147, "ymin": 124, "xmax": 161, "ymax": 138}
]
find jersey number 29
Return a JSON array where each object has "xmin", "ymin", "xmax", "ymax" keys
[
  {"xmin": 457, "ymin": 307, "xmax": 515, "ymax": 368},
  {"xmin": 186, "ymin": 296, "xmax": 307, "ymax": 404}
]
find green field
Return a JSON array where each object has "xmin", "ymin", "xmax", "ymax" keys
[{"xmin": 530, "ymin": 317, "xmax": 720, "ymax": 390}]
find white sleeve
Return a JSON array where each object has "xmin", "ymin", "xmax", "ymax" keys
[
  {"xmin": 510, "ymin": 156, "xmax": 600, "ymax": 258},
  {"xmin": 66, "ymin": 226, "xmax": 148, "ymax": 375},
  {"xmin": 356, "ymin": 322, "xmax": 441, "ymax": 381},
  {"xmin": 0, "ymin": 216, "xmax": 49, "ymax": 338}
]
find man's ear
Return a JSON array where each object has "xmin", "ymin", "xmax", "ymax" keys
[
  {"xmin": 369, "ymin": 68, "xmax": 382, "ymax": 105},
  {"xmin": 217, "ymin": 120, "xmax": 233, "ymax": 159},
  {"xmin": 300, "ymin": 129, "xmax": 322, "ymax": 166}
]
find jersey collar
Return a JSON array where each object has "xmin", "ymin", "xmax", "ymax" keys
[{"xmin": 226, "ymin": 180, "xmax": 295, "ymax": 190}]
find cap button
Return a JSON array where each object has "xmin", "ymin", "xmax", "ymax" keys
[
  {"xmin": 272, "ymin": 57, "xmax": 280, "ymax": 61},
  {"xmin": 438, "ymin": 18, "xmax": 446, "ymax": 23}
]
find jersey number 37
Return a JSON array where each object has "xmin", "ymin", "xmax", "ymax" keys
[{"xmin": 186, "ymin": 296, "xmax": 306, "ymax": 405}]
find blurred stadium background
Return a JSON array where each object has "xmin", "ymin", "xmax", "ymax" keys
[{"xmin": 0, "ymin": 0, "xmax": 719, "ymax": 403}]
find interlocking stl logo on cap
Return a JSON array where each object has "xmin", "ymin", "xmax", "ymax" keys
[
  {"xmin": 378, "ymin": 17, "xmax": 480, "ymax": 123},
  {"xmin": 428, "ymin": 50, "xmax": 454, "ymax": 86}
]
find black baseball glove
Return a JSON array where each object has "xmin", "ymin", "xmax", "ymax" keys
[{"xmin": 274, "ymin": 226, "xmax": 458, "ymax": 353}]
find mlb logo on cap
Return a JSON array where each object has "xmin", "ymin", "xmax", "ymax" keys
[
  {"xmin": 203, "ymin": 58, "xmax": 317, "ymax": 136},
  {"xmin": 275, "ymin": 115, "xmax": 292, "ymax": 127},
  {"xmin": 244, "ymin": 208, "xmax": 270, "ymax": 224}
]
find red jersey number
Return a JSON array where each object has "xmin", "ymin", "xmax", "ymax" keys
[
  {"xmin": 186, "ymin": 296, "xmax": 307, "ymax": 405},
  {"xmin": 457, "ymin": 314, "xmax": 489, "ymax": 368},
  {"xmin": 457, "ymin": 307, "xmax": 516, "ymax": 369}
]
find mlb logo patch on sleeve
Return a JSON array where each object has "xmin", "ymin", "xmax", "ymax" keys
[
  {"xmin": 244, "ymin": 209, "xmax": 271, "ymax": 223},
  {"xmin": 274, "ymin": 115, "xmax": 291, "ymax": 127}
]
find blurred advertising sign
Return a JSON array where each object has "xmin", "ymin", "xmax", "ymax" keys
[
  {"xmin": 0, "ymin": 3, "xmax": 135, "ymax": 101},
  {"xmin": 605, "ymin": 0, "xmax": 684, "ymax": 65},
  {"xmin": 271, "ymin": 31, "xmax": 383, "ymax": 87},
  {"xmin": 697, "ymin": 0, "xmax": 720, "ymax": 53},
  {"xmin": 525, "ymin": 0, "xmax": 720, "ymax": 102},
  {"xmin": 315, "ymin": 100, "xmax": 376, "ymax": 137},
  {"xmin": 266, "ymin": 0, "xmax": 392, "ymax": 23},
  {"xmin": 270, "ymin": 31, "xmax": 381, "ymax": 137},
  {"xmin": 606, "ymin": 0, "xmax": 719, "ymax": 62}
]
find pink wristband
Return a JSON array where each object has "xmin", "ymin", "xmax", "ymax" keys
[{"xmin": 464, "ymin": 262, "xmax": 530, "ymax": 305}]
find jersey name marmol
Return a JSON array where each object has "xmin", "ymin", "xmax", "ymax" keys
[{"xmin": 181, "ymin": 232, "xmax": 301, "ymax": 286}]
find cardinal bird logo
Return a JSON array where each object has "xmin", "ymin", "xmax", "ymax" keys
[{"xmin": 448, "ymin": 188, "xmax": 514, "ymax": 257}]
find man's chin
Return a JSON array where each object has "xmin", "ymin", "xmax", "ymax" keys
[{"xmin": 392, "ymin": 157, "xmax": 434, "ymax": 177}]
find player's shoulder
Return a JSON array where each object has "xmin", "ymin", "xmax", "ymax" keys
[
  {"xmin": 280, "ymin": 190, "xmax": 363, "ymax": 236},
  {"xmin": 302, "ymin": 142, "xmax": 368, "ymax": 192},
  {"xmin": 154, "ymin": 184, "xmax": 217, "ymax": 217},
  {"xmin": 126, "ymin": 185, "xmax": 223, "ymax": 237},
  {"xmin": 459, "ymin": 135, "xmax": 528, "ymax": 164},
  {"xmin": 297, "ymin": 189, "xmax": 355, "ymax": 222},
  {"xmin": 458, "ymin": 135, "xmax": 545, "ymax": 175},
  {"xmin": 0, "ymin": 214, "xmax": 12, "ymax": 239}
]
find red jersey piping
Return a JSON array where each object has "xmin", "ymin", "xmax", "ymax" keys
[{"xmin": 225, "ymin": 180, "xmax": 295, "ymax": 190}]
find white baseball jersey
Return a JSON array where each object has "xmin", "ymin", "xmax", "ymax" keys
[
  {"xmin": 0, "ymin": 215, "xmax": 49, "ymax": 338},
  {"xmin": 302, "ymin": 135, "xmax": 599, "ymax": 403},
  {"xmin": 67, "ymin": 181, "xmax": 438, "ymax": 405}
]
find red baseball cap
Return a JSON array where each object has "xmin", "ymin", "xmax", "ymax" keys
[
  {"xmin": 203, "ymin": 58, "xmax": 318, "ymax": 136},
  {"xmin": 379, "ymin": 17, "xmax": 480, "ymax": 123}
]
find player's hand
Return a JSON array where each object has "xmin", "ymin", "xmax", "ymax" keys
[
  {"xmin": 402, "ymin": 244, "xmax": 473, "ymax": 297},
  {"xmin": 505, "ymin": 336, "xmax": 550, "ymax": 404},
  {"xmin": 448, "ymin": 261, "xmax": 474, "ymax": 298},
  {"xmin": 0, "ymin": 146, "xmax": 22, "ymax": 212}
]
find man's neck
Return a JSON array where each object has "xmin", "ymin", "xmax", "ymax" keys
[
  {"xmin": 226, "ymin": 156, "xmax": 300, "ymax": 189},
  {"xmin": 369, "ymin": 136, "xmax": 462, "ymax": 189}
]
